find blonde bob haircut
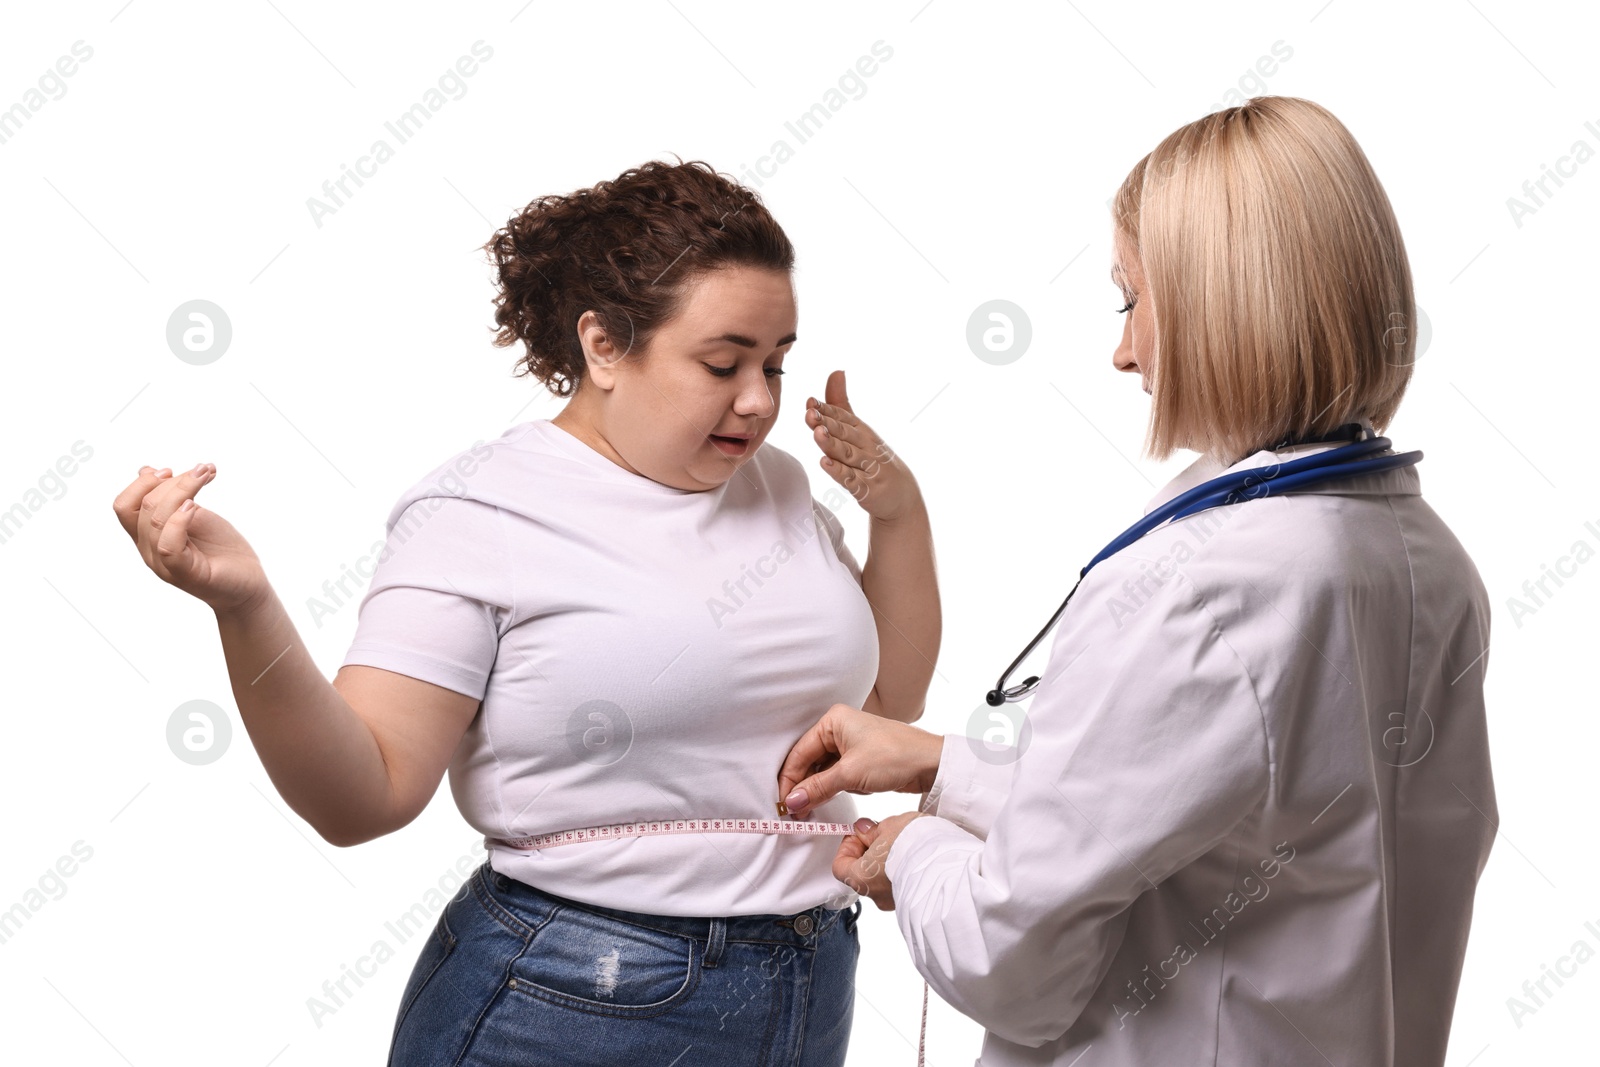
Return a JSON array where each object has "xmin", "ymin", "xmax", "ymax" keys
[{"xmin": 1113, "ymin": 96, "xmax": 1415, "ymax": 466}]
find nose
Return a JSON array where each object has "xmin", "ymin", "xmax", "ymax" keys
[
  {"xmin": 733, "ymin": 369, "xmax": 777, "ymax": 419},
  {"xmin": 1112, "ymin": 316, "xmax": 1140, "ymax": 375}
]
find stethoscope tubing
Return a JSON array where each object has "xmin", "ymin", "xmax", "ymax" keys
[{"xmin": 986, "ymin": 436, "xmax": 1423, "ymax": 706}]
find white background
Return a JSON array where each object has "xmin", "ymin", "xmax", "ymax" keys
[{"xmin": 2, "ymin": 1, "xmax": 1595, "ymax": 1064}]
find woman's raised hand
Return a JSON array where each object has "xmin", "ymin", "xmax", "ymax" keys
[
  {"xmin": 777, "ymin": 703, "xmax": 945, "ymax": 819},
  {"xmin": 112, "ymin": 464, "xmax": 270, "ymax": 616},
  {"xmin": 806, "ymin": 369, "xmax": 922, "ymax": 523}
]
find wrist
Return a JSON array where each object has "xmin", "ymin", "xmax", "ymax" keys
[
  {"xmin": 213, "ymin": 584, "xmax": 276, "ymax": 627},
  {"xmin": 869, "ymin": 493, "xmax": 929, "ymax": 530}
]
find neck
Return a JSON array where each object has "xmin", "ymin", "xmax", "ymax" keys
[{"xmin": 552, "ymin": 394, "xmax": 637, "ymax": 475}]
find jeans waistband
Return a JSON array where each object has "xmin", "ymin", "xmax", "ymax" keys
[{"xmin": 475, "ymin": 863, "xmax": 860, "ymax": 950}]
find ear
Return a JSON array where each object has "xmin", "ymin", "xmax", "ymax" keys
[{"xmin": 576, "ymin": 309, "xmax": 635, "ymax": 392}]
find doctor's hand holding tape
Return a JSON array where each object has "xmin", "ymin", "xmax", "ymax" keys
[{"xmin": 779, "ymin": 96, "xmax": 1495, "ymax": 1067}]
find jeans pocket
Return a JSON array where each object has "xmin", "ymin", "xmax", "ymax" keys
[
  {"xmin": 391, "ymin": 904, "xmax": 457, "ymax": 1039},
  {"xmin": 508, "ymin": 905, "xmax": 699, "ymax": 1017}
]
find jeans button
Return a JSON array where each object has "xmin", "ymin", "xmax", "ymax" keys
[
  {"xmin": 794, "ymin": 914, "xmax": 815, "ymax": 936},
  {"xmin": 494, "ymin": 874, "xmax": 510, "ymax": 891}
]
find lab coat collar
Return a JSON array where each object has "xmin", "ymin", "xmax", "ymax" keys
[{"xmin": 1142, "ymin": 418, "xmax": 1417, "ymax": 516}]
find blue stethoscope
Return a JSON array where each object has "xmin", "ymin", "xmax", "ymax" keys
[{"xmin": 985, "ymin": 422, "xmax": 1424, "ymax": 706}]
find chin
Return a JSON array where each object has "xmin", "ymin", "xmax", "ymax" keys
[{"xmin": 691, "ymin": 459, "xmax": 743, "ymax": 488}]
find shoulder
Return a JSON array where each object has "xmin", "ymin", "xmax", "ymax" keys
[
  {"xmin": 1181, "ymin": 488, "xmax": 1445, "ymax": 609},
  {"xmin": 379, "ymin": 427, "xmax": 530, "ymax": 535},
  {"xmin": 1081, "ymin": 490, "xmax": 1442, "ymax": 681},
  {"xmin": 1077, "ymin": 495, "xmax": 1347, "ymax": 643}
]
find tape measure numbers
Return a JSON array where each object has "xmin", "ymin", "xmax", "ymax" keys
[{"xmin": 487, "ymin": 815, "xmax": 862, "ymax": 851}]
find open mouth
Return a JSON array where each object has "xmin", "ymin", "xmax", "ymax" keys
[{"xmin": 709, "ymin": 434, "xmax": 752, "ymax": 456}]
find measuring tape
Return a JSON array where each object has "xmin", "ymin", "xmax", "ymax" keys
[
  {"xmin": 488, "ymin": 814, "xmax": 933, "ymax": 1066},
  {"xmin": 487, "ymin": 815, "xmax": 862, "ymax": 851}
]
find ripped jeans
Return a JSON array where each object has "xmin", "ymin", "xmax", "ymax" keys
[{"xmin": 388, "ymin": 862, "xmax": 862, "ymax": 1066}]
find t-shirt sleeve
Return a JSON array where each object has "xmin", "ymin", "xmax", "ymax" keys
[
  {"xmin": 340, "ymin": 495, "xmax": 513, "ymax": 701},
  {"xmin": 812, "ymin": 497, "xmax": 862, "ymax": 585}
]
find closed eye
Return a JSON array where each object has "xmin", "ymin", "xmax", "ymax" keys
[{"xmin": 705, "ymin": 364, "xmax": 785, "ymax": 378}]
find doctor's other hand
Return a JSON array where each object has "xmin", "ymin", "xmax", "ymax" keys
[
  {"xmin": 836, "ymin": 812, "xmax": 925, "ymax": 911},
  {"xmin": 778, "ymin": 703, "xmax": 944, "ymax": 819},
  {"xmin": 112, "ymin": 464, "xmax": 269, "ymax": 617},
  {"xmin": 806, "ymin": 369, "xmax": 923, "ymax": 523}
]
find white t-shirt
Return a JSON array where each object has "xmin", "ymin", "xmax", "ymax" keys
[{"xmin": 341, "ymin": 419, "xmax": 877, "ymax": 916}]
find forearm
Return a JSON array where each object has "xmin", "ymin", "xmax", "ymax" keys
[
  {"xmin": 213, "ymin": 586, "xmax": 396, "ymax": 845},
  {"xmin": 860, "ymin": 497, "xmax": 941, "ymax": 722}
]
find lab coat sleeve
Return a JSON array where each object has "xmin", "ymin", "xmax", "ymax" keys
[
  {"xmin": 883, "ymin": 573, "xmax": 1271, "ymax": 1048},
  {"xmin": 918, "ymin": 733, "xmax": 1019, "ymax": 840}
]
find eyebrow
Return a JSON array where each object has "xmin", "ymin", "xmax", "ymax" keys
[{"xmin": 700, "ymin": 332, "xmax": 798, "ymax": 349}]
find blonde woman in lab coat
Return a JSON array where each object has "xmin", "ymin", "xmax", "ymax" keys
[{"xmin": 778, "ymin": 95, "xmax": 1496, "ymax": 1067}]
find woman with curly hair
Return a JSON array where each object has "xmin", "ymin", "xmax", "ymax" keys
[{"xmin": 112, "ymin": 158, "xmax": 940, "ymax": 1065}]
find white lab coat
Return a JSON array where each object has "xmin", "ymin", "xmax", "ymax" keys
[{"xmin": 884, "ymin": 426, "xmax": 1496, "ymax": 1067}]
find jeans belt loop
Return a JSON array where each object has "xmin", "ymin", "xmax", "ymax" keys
[{"xmin": 704, "ymin": 916, "xmax": 727, "ymax": 968}]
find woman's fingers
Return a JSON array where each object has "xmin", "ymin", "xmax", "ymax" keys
[
  {"xmin": 808, "ymin": 400, "xmax": 873, "ymax": 452},
  {"xmin": 831, "ymin": 829, "xmax": 869, "ymax": 885},
  {"xmin": 778, "ymin": 703, "xmax": 876, "ymax": 818},
  {"xmin": 813, "ymin": 419, "xmax": 869, "ymax": 474},
  {"xmin": 154, "ymin": 494, "xmax": 202, "ymax": 568},
  {"xmin": 114, "ymin": 462, "xmax": 268, "ymax": 615},
  {"xmin": 782, "ymin": 706, "xmax": 936, "ymax": 817},
  {"xmin": 139, "ymin": 465, "xmax": 213, "ymax": 564},
  {"xmin": 834, "ymin": 819, "xmax": 900, "ymax": 907},
  {"xmin": 111, "ymin": 467, "xmax": 173, "ymax": 541},
  {"xmin": 784, "ymin": 760, "xmax": 854, "ymax": 819},
  {"xmin": 807, "ymin": 408, "xmax": 884, "ymax": 512},
  {"xmin": 777, "ymin": 719, "xmax": 837, "ymax": 809},
  {"xmin": 824, "ymin": 368, "xmax": 853, "ymax": 415},
  {"xmin": 136, "ymin": 464, "xmax": 210, "ymax": 532},
  {"xmin": 807, "ymin": 396, "xmax": 892, "ymax": 487},
  {"xmin": 123, "ymin": 464, "xmax": 212, "ymax": 575},
  {"xmin": 813, "ymin": 423, "xmax": 863, "ymax": 472}
]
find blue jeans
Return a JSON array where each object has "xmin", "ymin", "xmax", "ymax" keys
[{"xmin": 388, "ymin": 862, "xmax": 862, "ymax": 1066}]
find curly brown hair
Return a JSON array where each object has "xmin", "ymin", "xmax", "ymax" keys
[{"xmin": 482, "ymin": 157, "xmax": 796, "ymax": 398}]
